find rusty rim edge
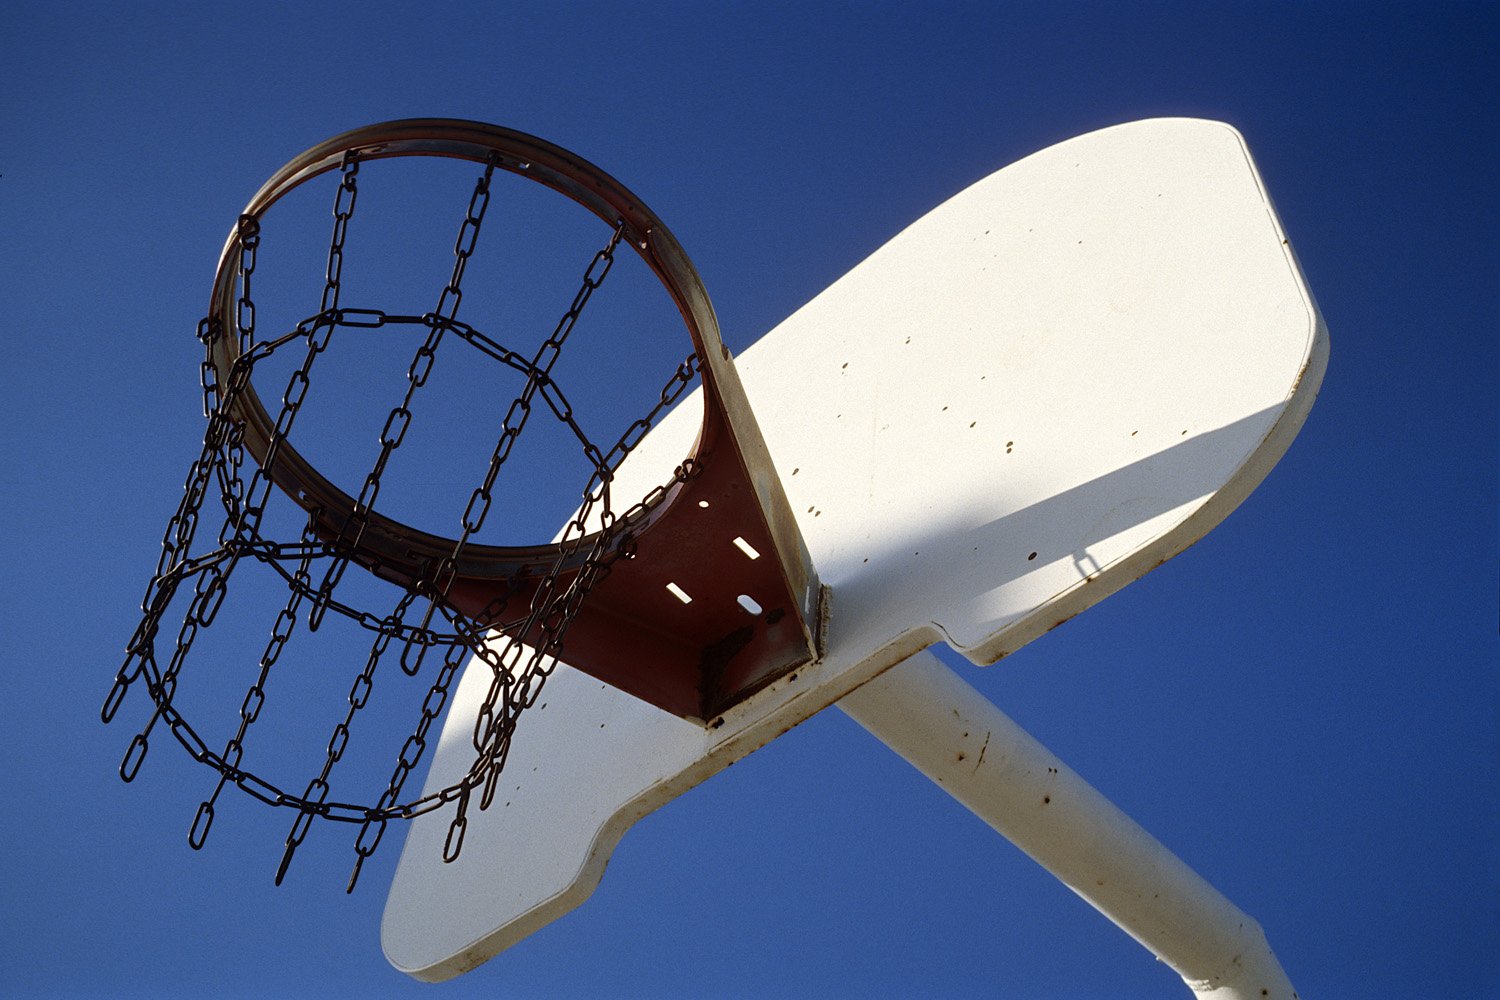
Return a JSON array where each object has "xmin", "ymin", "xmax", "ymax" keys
[{"xmin": 206, "ymin": 119, "xmax": 723, "ymax": 580}]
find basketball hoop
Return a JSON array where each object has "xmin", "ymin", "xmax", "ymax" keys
[{"xmin": 103, "ymin": 120, "xmax": 821, "ymax": 889}]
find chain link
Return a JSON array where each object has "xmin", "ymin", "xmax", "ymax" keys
[{"xmin": 106, "ymin": 149, "xmax": 702, "ymax": 891}]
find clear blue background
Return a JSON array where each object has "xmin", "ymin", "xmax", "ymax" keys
[{"xmin": 1, "ymin": 3, "xmax": 1495, "ymax": 998}]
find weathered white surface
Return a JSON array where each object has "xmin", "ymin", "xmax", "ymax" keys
[
  {"xmin": 383, "ymin": 118, "xmax": 1327, "ymax": 980},
  {"xmin": 840, "ymin": 650, "xmax": 1299, "ymax": 1000}
]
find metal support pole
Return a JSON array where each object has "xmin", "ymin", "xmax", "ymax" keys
[{"xmin": 837, "ymin": 650, "xmax": 1299, "ymax": 999}]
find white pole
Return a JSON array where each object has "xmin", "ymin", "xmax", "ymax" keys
[{"xmin": 837, "ymin": 650, "xmax": 1299, "ymax": 999}]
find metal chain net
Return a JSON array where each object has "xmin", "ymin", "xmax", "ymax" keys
[{"xmin": 102, "ymin": 150, "xmax": 703, "ymax": 890}]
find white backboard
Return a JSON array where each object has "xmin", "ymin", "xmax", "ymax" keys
[{"xmin": 382, "ymin": 118, "xmax": 1327, "ymax": 980}]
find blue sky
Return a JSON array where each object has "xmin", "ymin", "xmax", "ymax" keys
[{"xmin": 1, "ymin": 3, "xmax": 1495, "ymax": 998}]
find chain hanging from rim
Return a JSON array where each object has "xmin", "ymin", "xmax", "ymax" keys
[{"xmin": 102, "ymin": 134, "xmax": 704, "ymax": 891}]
